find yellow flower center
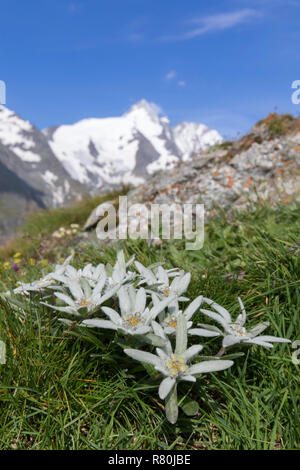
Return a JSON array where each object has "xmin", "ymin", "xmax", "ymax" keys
[
  {"xmin": 129, "ymin": 316, "xmax": 140, "ymax": 326},
  {"xmin": 231, "ymin": 324, "xmax": 247, "ymax": 336},
  {"xmin": 164, "ymin": 315, "xmax": 178, "ymax": 329},
  {"xmin": 123, "ymin": 312, "xmax": 143, "ymax": 329},
  {"xmin": 166, "ymin": 354, "xmax": 188, "ymax": 376},
  {"xmin": 79, "ymin": 301, "xmax": 89, "ymax": 307},
  {"xmin": 164, "ymin": 288, "xmax": 170, "ymax": 296}
]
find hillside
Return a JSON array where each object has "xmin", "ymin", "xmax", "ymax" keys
[
  {"xmin": 0, "ymin": 195, "xmax": 299, "ymax": 449},
  {"xmin": 125, "ymin": 113, "xmax": 300, "ymax": 215}
]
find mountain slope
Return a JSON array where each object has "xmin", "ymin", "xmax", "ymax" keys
[
  {"xmin": 0, "ymin": 105, "xmax": 85, "ymax": 208},
  {"xmin": 125, "ymin": 113, "xmax": 300, "ymax": 216},
  {"xmin": 0, "ymin": 105, "xmax": 87, "ymax": 242}
]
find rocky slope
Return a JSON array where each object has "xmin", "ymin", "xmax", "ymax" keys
[{"xmin": 124, "ymin": 114, "xmax": 300, "ymax": 216}]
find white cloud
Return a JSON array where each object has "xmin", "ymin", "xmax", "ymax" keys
[
  {"xmin": 164, "ymin": 72, "xmax": 186, "ymax": 87},
  {"xmin": 163, "ymin": 9, "xmax": 260, "ymax": 41},
  {"xmin": 165, "ymin": 70, "xmax": 176, "ymax": 80},
  {"xmin": 186, "ymin": 9, "xmax": 259, "ymax": 38}
]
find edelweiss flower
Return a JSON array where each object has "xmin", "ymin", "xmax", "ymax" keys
[
  {"xmin": 43, "ymin": 272, "xmax": 120, "ymax": 316},
  {"xmin": 82, "ymin": 286, "xmax": 177, "ymax": 335},
  {"xmin": 135, "ymin": 262, "xmax": 191, "ymax": 301},
  {"xmin": 51, "ymin": 250, "xmax": 135, "ymax": 292},
  {"xmin": 191, "ymin": 297, "xmax": 291, "ymax": 349},
  {"xmin": 105, "ymin": 250, "xmax": 136, "ymax": 289},
  {"xmin": 135, "ymin": 261, "xmax": 180, "ymax": 287},
  {"xmin": 13, "ymin": 255, "xmax": 73, "ymax": 295},
  {"xmin": 51, "ymin": 262, "xmax": 107, "ymax": 288},
  {"xmin": 125, "ymin": 314, "xmax": 233, "ymax": 401},
  {"xmin": 153, "ymin": 295, "xmax": 203, "ymax": 335}
]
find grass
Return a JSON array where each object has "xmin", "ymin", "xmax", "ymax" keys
[
  {"xmin": 255, "ymin": 113, "xmax": 298, "ymax": 137},
  {"xmin": 0, "ymin": 188, "xmax": 128, "ymax": 263},
  {"xmin": 0, "ymin": 201, "xmax": 299, "ymax": 450}
]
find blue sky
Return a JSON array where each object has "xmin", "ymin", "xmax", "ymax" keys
[{"xmin": 1, "ymin": 0, "xmax": 300, "ymax": 138}]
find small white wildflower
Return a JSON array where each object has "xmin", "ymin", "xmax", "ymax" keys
[
  {"xmin": 42, "ymin": 272, "xmax": 121, "ymax": 316},
  {"xmin": 135, "ymin": 262, "xmax": 191, "ymax": 301},
  {"xmin": 13, "ymin": 255, "xmax": 73, "ymax": 295},
  {"xmin": 82, "ymin": 286, "xmax": 177, "ymax": 335},
  {"xmin": 124, "ymin": 314, "xmax": 233, "ymax": 423},
  {"xmin": 135, "ymin": 261, "xmax": 180, "ymax": 288},
  {"xmin": 153, "ymin": 294, "xmax": 203, "ymax": 335},
  {"xmin": 191, "ymin": 297, "xmax": 291, "ymax": 349},
  {"xmin": 51, "ymin": 262, "xmax": 107, "ymax": 288}
]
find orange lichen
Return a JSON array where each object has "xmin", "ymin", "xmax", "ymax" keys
[
  {"xmin": 227, "ymin": 176, "xmax": 234, "ymax": 188},
  {"xmin": 243, "ymin": 176, "xmax": 252, "ymax": 188}
]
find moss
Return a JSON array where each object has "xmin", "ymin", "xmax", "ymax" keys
[{"xmin": 207, "ymin": 141, "xmax": 232, "ymax": 153}]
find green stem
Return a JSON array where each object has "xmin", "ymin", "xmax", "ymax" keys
[
  {"xmin": 165, "ymin": 384, "xmax": 178, "ymax": 424},
  {"xmin": 215, "ymin": 347, "xmax": 226, "ymax": 358}
]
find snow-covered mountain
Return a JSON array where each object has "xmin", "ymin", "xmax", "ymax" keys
[
  {"xmin": 173, "ymin": 121, "xmax": 223, "ymax": 160},
  {"xmin": 0, "ymin": 100, "xmax": 222, "ymax": 242},
  {"xmin": 0, "ymin": 105, "xmax": 84, "ymax": 208},
  {"xmin": 44, "ymin": 100, "xmax": 222, "ymax": 191},
  {"xmin": 0, "ymin": 105, "xmax": 86, "ymax": 243}
]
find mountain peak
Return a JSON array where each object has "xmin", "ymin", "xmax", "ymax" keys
[{"xmin": 124, "ymin": 99, "xmax": 163, "ymax": 123}]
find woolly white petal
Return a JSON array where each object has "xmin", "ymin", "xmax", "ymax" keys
[
  {"xmin": 200, "ymin": 309, "xmax": 228, "ymax": 330},
  {"xmin": 149, "ymin": 295, "xmax": 177, "ymax": 321},
  {"xmin": 132, "ymin": 325, "xmax": 152, "ymax": 335},
  {"xmin": 188, "ymin": 360, "xmax": 233, "ymax": 375},
  {"xmin": 118, "ymin": 286, "xmax": 131, "ymax": 316},
  {"xmin": 173, "ymin": 272, "xmax": 191, "ymax": 295},
  {"xmin": 189, "ymin": 328, "xmax": 221, "ymax": 338},
  {"xmin": 237, "ymin": 297, "xmax": 247, "ymax": 326},
  {"xmin": 135, "ymin": 288, "xmax": 146, "ymax": 313},
  {"xmin": 67, "ymin": 280, "xmax": 83, "ymax": 301},
  {"xmin": 247, "ymin": 322, "xmax": 270, "ymax": 338},
  {"xmin": 124, "ymin": 349, "xmax": 162, "ymax": 368},
  {"xmin": 156, "ymin": 348, "xmax": 170, "ymax": 361},
  {"xmin": 101, "ymin": 307, "xmax": 122, "ymax": 324},
  {"xmin": 135, "ymin": 261, "xmax": 156, "ymax": 284},
  {"xmin": 151, "ymin": 321, "xmax": 166, "ymax": 339},
  {"xmin": 246, "ymin": 338, "xmax": 274, "ymax": 348},
  {"xmin": 157, "ymin": 266, "xmax": 169, "ymax": 286},
  {"xmin": 184, "ymin": 295, "xmax": 203, "ymax": 321},
  {"xmin": 55, "ymin": 292, "xmax": 76, "ymax": 307},
  {"xmin": 159, "ymin": 377, "xmax": 176, "ymax": 400},
  {"xmin": 253, "ymin": 335, "xmax": 290, "ymax": 344},
  {"xmin": 181, "ymin": 375, "xmax": 197, "ymax": 383},
  {"xmin": 183, "ymin": 344, "xmax": 203, "ymax": 362},
  {"xmin": 93, "ymin": 274, "xmax": 107, "ymax": 296},
  {"xmin": 202, "ymin": 297, "xmax": 232, "ymax": 323},
  {"xmin": 82, "ymin": 319, "xmax": 118, "ymax": 330},
  {"xmin": 223, "ymin": 335, "xmax": 242, "ymax": 348}
]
